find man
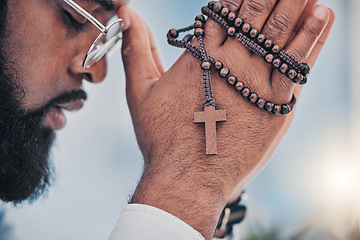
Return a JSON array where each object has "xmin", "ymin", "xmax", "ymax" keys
[
  {"xmin": 0, "ymin": 0, "xmax": 334, "ymax": 239},
  {"xmin": 0, "ymin": 0, "xmax": 128, "ymax": 202}
]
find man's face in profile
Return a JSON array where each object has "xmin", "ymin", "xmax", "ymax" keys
[{"xmin": 0, "ymin": 0, "xmax": 126, "ymax": 203}]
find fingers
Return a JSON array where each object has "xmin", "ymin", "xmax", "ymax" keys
[
  {"xmin": 307, "ymin": 8, "xmax": 335, "ymax": 66},
  {"xmin": 271, "ymin": 5, "xmax": 331, "ymax": 93},
  {"xmin": 261, "ymin": 0, "xmax": 307, "ymax": 47},
  {"xmin": 203, "ymin": 2, "xmax": 238, "ymax": 49},
  {"xmin": 204, "ymin": 0, "xmax": 244, "ymax": 49},
  {"xmin": 220, "ymin": 0, "xmax": 243, "ymax": 12},
  {"xmin": 290, "ymin": 0, "xmax": 318, "ymax": 44},
  {"xmin": 118, "ymin": 7, "xmax": 163, "ymax": 102},
  {"xmin": 238, "ymin": 0, "xmax": 277, "ymax": 30},
  {"xmin": 292, "ymin": 8, "xmax": 335, "ymax": 97}
]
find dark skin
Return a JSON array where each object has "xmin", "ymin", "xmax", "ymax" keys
[
  {"xmin": 0, "ymin": 0, "xmax": 129, "ymax": 202},
  {"xmin": 3, "ymin": 0, "xmax": 127, "ymax": 114},
  {"xmin": 118, "ymin": 0, "xmax": 335, "ymax": 239},
  {"xmin": 1, "ymin": 0, "xmax": 334, "ymax": 238}
]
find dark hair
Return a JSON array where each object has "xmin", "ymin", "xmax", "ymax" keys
[
  {"xmin": 0, "ymin": 0, "xmax": 7, "ymax": 35},
  {"xmin": 0, "ymin": 0, "xmax": 8, "ymax": 65}
]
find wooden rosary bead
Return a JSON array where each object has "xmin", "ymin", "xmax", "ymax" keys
[
  {"xmin": 264, "ymin": 102, "xmax": 274, "ymax": 112},
  {"xmin": 235, "ymin": 81, "xmax": 244, "ymax": 91},
  {"xmin": 195, "ymin": 28, "xmax": 205, "ymax": 37},
  {"xmin": 201, "ymin": 61, "xmax": 212, "ymax": 70},
  {"xmin": 168, "ymin": 29, "xmax": 178, "ymax": 38},
  {"xmin": 195, "ymin": 14, "xmax": 206, "ymax": 23},
  {"xmin": 272, "ymin": 45, "xmax": 281, "ymax": 54},
  {"xmin": 279, "ymin": 63, "xmax": 289, "ymax": 74},
  {"xmin": 220, "ymin": 68, "xmax": 230, "ymax": 78},
  {"xmin": 248, "ymin": 92, "xmax": 258, "ymax": 103},
  {"xmin": 208, "ymin": 1, "xmax": 217, "ymax": 9},
  {"xmin": 166, "ymin": 9, "xmax": 302, "ymax": 119},
  {"xmin": 272, "ymin": 105, "xmax": 281, "ymax": 115},
  {"xmin": 194, "ymin": 21, "xmax": 204, "ymax": 29},
  {"xmin": 300, "ymin": 76, "xmax": 308, "ymax": 85},
  {"xmin": 213, "ymin": 3, "xmax": 223, "ymax": 13},
  {"xmin": 241, "ymin": 88, "xmax": 251, "ymax": 97},
  {"xmin": 221, "ymin": 7, "xmax": 230, "ymax": 17},
  {"xmin": 301, "ymin": 63, "xmax": 311, "ymax": 75},
  {"xmin": 227, "ymin": 75, "xmax": 237, "ymax": 85},
  {"xmin": 227, "ymin": 27, "xmax": 236, "ymax": 37},
  {"xmin": 257, "ymin": 34, "xmax": 266, "ymax": 44},
  {"xmin": 281, "ymin": 105, "xmax": 290, "ymax": 115},
  {"xmin": 167, "ymin": 8, "xmax": 302, "ymax": 118},
  {"xmin": 287, "ymin": 69, "xmax": 297, "ymax": 80},
  {"xmin": 264, "ymin": 39, "xmax": 273, "ymax": 49},
  {"xmin": 234, "ymin": 18, "xmax": 243, "ymax": 28},
  {"xmin": 214, "ymin": 60, "xmax": 223, "ymax": 70},
  {"xmin": 257, "ymin": 98, "xmax": 266, "ymax": 109},
  {"xmin": 228, "ymin": 12, "xmax": 237, "ymax": 22},
  {"xmin": 201, "ymin": 6, "xmax": 208, "ymax": 15},
  {"xmin": 250, "ymin": 29, "xmax": 259, "ymax": 38},
  {"xmin": 242, "ymin": 23, "xmax": 251, "ymax": 33},
  {"xmin": 293, "ymin": 73, "xmax": 304, "ymax": 84},
  {"xmin": 272, "ymin": 58, "xmax": 282, "ymax": 68},
  {"xmin": 198, "ymin": 5, "xmax": 309, "ymax": 85},
  {"xmin": 265, "ymin": 54, "xmax": 274, "ymax": 63}
]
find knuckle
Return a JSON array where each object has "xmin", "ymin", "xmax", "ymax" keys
[
  {"xmin": 245, "ymin": 0, "xmax": 271, "ymax": 15},
  {"xmin": 220, "ymin": 0, "xmax": 240, "ymax": 11},
  {"xmin": 302, "ymin": 23, "xmax": 320, "ymax": 39},
  {"xmin": 121, "ymin": 44, "xmax": 135, "ymax": 59},
  {"xmin": 267, "ymin": 11, "xmax": 291, "ymax": 38},
  {"xmin": 121, "ymin": 47, "xmax": 132, "ymax": 59}
]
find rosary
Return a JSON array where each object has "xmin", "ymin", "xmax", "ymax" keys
[{"xmin": 167, "ymin": 1, "xmax": 311, "ymax": 155}]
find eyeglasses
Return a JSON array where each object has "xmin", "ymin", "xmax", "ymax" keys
[{"xmin": 64, "ymin": 0, "xmax": 124, "ymax": 69}]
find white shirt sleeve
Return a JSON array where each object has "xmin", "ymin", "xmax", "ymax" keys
[{"xmin": 109, "ymin": 204, "xmax": 205, "ymax": 240}]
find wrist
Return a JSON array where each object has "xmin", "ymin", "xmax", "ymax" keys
[{"xmin": 130, "ymin": 159, "xmax": 232, "ymax": 239}]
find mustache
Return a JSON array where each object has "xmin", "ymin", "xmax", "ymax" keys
[
  {"xmin": 44, "ymin": 89, "xmax": 87, "ymax": 110},
  {"xmin": 26, "ymin": 89, "xmax": 88, "ymax": 118}
]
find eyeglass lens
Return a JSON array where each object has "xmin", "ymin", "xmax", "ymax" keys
[{"xmin": 83, "ymin": 18, "xmax": 124, "ymax": 69}]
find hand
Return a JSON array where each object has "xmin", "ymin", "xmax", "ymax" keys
[{"xmin": 117, "ymin": 1, "xmax": 335, "ymax": 239}]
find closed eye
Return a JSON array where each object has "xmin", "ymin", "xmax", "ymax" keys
[{"xmin": 61, "ymin": 9, "xmax": 86, "ymax": 32}]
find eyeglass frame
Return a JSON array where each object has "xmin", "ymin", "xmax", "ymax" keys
[{"xmin": 63, "ymin": 0, "xmax": 124, "ymax": 69}]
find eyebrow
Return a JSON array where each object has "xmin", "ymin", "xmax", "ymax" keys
[{"xmin": 82, "ymin": 0, "xmax": 115, "ymax": 11}]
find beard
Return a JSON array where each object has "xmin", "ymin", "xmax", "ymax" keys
[
  {"xmin": 0, "ymin": 61, "xmax": 87, "ymax": 203},
  {"xmin": 0, "ymin": 85, "xmax": 87, "ymax": 204},
  {"xmin": 0, "ymin": 86, "xmax": 55, "ymax": 203},
  {"xmin": 0, "ymin": 0, "xmax": 53, "ymax": 203},
  {"xmin": 0, "ymin": 1, "xmax": 87, "ymax": 202}
]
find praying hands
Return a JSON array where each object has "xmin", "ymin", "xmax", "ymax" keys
[{"xmin": 117, "ymin": 0, "xmax": 335, "ymax": 239}]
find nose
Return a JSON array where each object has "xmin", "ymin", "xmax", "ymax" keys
[{"xmin": 68, "ymin": 54, "xmax": 107, "ymax": 83}]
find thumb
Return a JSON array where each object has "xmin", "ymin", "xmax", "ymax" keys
[{"xmin": 117, "ymin": 7, "xmax": 163, "ymax": 102}]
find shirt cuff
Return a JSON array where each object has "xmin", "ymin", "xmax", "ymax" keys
[{"xmin": 109, "ymin": 204, "xmax": 205, "ymax": 240}]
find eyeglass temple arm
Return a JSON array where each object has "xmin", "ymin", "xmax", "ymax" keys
[{"xmin": 64, "ymin": 0, "xmax": 106, "ymax": 32}]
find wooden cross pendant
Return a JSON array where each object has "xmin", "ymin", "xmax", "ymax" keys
[{"xmin": 194, "ymin": 106, "xmax": 226, "ymax": 155}]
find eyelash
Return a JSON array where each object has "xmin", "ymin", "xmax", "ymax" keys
[{"xmin": 62, "ymin": 9, "xmax": 86, "ymax": 32}]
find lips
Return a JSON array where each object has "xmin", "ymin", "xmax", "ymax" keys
[
  {"xmin": 57, "ymin": 98, "xmax": 84, "ymax": 112},
  {"xmin": 43, "ymin": 99, "xmax": 84, "ymax": 130}
]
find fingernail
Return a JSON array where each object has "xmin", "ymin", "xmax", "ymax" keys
[{"xmin": 313, "ymin": 5, "xmax": 329, "ymax": 20}]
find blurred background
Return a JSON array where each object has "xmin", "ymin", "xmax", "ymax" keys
[{"xmin": 1, "ymin": 0, "xmax": 358, "ymax": 239}]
